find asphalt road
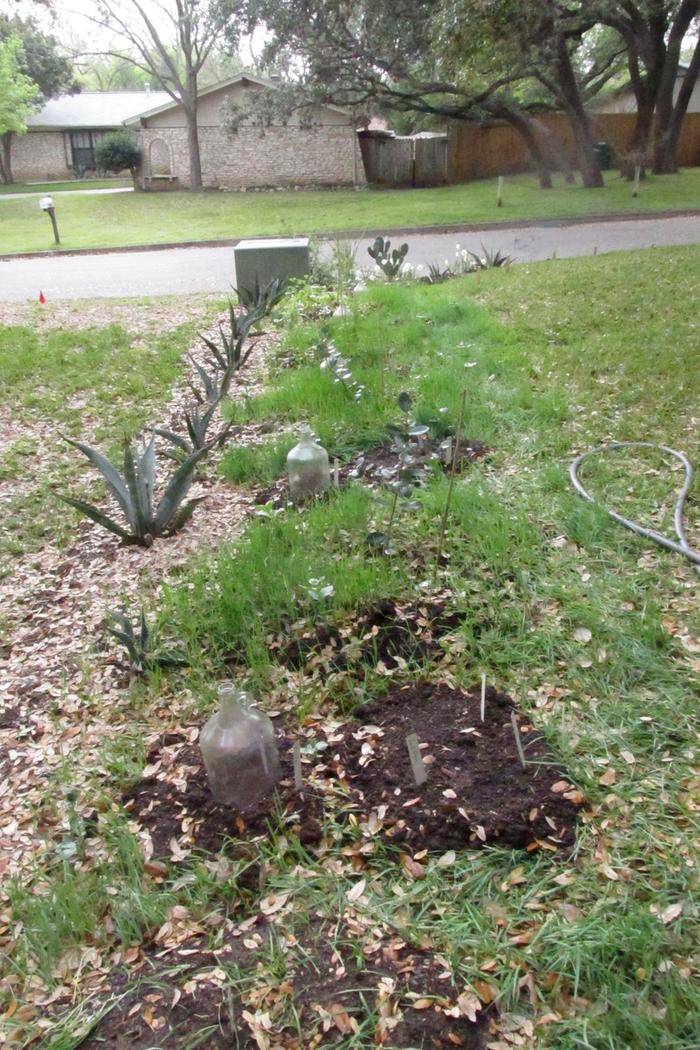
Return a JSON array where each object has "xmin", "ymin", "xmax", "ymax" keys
[{"xmin": 1, "ymin": 214, "xmax": 699, "ymax": 301}]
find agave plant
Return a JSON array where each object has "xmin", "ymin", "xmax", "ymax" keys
[
  {"xmin": 106, "ymin": 607, "xmax": 186, "ymax": 673},
  {"xmin": 467, "ymin": 245, "xmax": 512, "ymax": 269},
  {"xmin": 235, "ymin": 274, "xmax": 287, "ymax": 315},
  {"xmin": 367, "ymin": 236, "xmax": 409, "ymax": 280},
  {"xmin": 60, "ymin": 434, "xmax": 210, "ymax": 546},
  {"xmin": 199, "ymin": 301, "xmax": 257, "ymax": 396}
]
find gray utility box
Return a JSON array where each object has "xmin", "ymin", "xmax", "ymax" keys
[{"xmin": 234, "ymin": 237, "xmax": 310, "ymax": 296}]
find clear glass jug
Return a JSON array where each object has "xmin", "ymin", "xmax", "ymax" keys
[
  {"xmin": 199, "ymin": 682, "xmax": 281, "ymax": 809},
  {"xmin": 287, "ymin": 428, "xmax": 331, "ymax": 502}
]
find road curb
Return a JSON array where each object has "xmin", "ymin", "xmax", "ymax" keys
[{"xmin": 2, "ymin": 209, "xmax": 699, "ymax": 262}]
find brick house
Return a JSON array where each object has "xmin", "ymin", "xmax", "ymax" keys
[
  {"xmin": 15, "ymin": 91, "xmax": 169, "ymax": 181},
  {"xmin": 125, "ymin": 73, "xmax": 364, "ymax": 189}
]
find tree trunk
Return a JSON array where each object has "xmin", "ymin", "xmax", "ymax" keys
[
  {"xmin": 184, "ymin": 71, "xmax": 203, "ymax": 190},
  {"xmin": 651, "ymin": 0, "xmax": 700, "ymax": 173},
  {"xmin": 653, "ymin": 37, "xmax": 700, "ymax": 173},
  {"xmin": 552, "ymin": 36, "xmax": 604, "ymax": 188},
  {"xmin": 503, "ymin": 110, "xmax": 553, "ymax": 189},
  {"xmin": 0, "ymin": 133, "xmax": 14, "ymax": 185}
]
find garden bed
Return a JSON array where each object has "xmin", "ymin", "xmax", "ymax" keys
[
  {"xmin": 79, "ymin": 922, "xmax": 488, "ymax": 1049},
  {"xmin": 252, "ymin": 437, "xmax": 490, "ymax": 509},
  {"xmin": 123, "ymin": 682, "xmax": 582, "ymax": 859}
]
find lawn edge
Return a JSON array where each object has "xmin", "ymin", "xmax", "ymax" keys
[{"xmin": 2, "ymin": 207, "xmax": 699, "ymax": 261}]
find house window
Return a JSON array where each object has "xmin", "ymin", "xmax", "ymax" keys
[{"xmin": 69, "ymin": 130, "xmax": 105, "ymax": 173}]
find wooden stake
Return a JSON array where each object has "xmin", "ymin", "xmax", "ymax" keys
[
  {"xmin": 293, "ymin": 741, "xmax": 303, "ymax": 792},
  {"xmin": 406, "ymin": 733, "xmax": 427, "ymax": 786},
  {"xmin": 333, "ymin": 458, "xmax": 340, "ymax": 488},
  {"xmin": 435, "ymin": 388, "xmax": 468, "ymax": 572},
  {"xmin": 593, "ymin": 246, "xmax": 598, "ymax": 256},
  {"xmin": 633, "ymin": 164, "xmax": 641, "ymax": 198},
  {"xmin": 480, "ymin": 674, "xmax": 486, "ymax": 722},
  {"xmin": 510, "ymin": 712, "xmax": 527, "ymax": 770},
  {"xmin": 497, "ymin": 175, "xmax": 504, "ymax": 207}
]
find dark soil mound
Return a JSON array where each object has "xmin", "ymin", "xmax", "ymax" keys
[
  {"xmin": 276, "ymin": 598, "xmax": 464, "ymax": 672},
  {"xmin": 122, "ymin": 734, "xmax": 328, "ymax": 858},
  {"xmin": 79, "ymin": 927, "xmax": 487, "ymax": 1049},
  {"xmin": 123, "ymin": 683, "xmax": 582, "ymax": 859},
  {"xmin": 253, "ymin": 438, "xmax": 490, "ymax": 509},
  {"xmin": 334, "ymin": 682, "xmax": 584, "ymax": 853}
]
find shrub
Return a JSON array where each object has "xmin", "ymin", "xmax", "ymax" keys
[{"xmin": 95, "ymin": 131, "xmax": 141, "ymax": 174}]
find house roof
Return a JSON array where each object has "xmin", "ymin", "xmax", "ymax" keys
[
  {"xmin": 589, "ymin": 63, "xmax": 692, "ymax": 109},
  {"xmin": 26, "ymin": 91, "xmax": 171, "ymax": 130},
  {"xmin": 123, "ymin": 72, "xmax": 350, "ymax": 125}
]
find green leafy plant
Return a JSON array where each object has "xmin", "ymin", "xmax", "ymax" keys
[
  {"xmin": 60, "ymin": 434, "xmax": 210, "ymax": 546},
  {"xmin": 94, "ymin": 131, "xmax": 140, "ymax": 175},
  {"xmin": 367, "ymin": 235, "xmax": 409, "ymax": 280},
  {"xmin": 105, "ymin": 607, "xmax": 185, "ymax": 673},
  {"xmin": 319, "ymin": 337, "xmax": 365, "ymax": 402}
]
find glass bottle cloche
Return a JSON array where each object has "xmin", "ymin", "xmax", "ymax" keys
[
  {"xmin": 199, "ymin": 682, "xmax": 281, "ymax": 809},
  {"xmin": 287, "ymin": 427, "xmax": 331, "ymax": 502}
]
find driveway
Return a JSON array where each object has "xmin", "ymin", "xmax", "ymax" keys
[{"xmin": 1, "ymin": 214, "xmax": 699, "ymax": 301}]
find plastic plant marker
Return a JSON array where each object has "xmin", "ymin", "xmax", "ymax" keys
[
  {"xmin": 510, "ymin": 712, "xmax": 528, "ymax": 770},
  {"xmin": 480, "ymin": 674, "xmax": 486, "ymax": 722},
  {"xmin": 293, "ymin": 740, "xmax": 303, "ymax": 792},
  {"xmin": 406, "ymin": 733, "xmax": 427, "ymax": 787}
]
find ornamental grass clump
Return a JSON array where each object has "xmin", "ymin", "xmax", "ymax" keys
[{"xmin": 60, "ymin": 434, "xmax": 210, "ymax": 547}]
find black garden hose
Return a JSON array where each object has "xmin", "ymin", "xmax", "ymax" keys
[{"xmin": 569, "ymin": 441, "xmax": 700, "ymax": 576}]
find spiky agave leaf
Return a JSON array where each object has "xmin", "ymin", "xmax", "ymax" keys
[
  {"xmin": 62, "ymin": 436, "xmax": 134, "ymax": 526},
  {"xmin": 153, "ymin": 427, "xmax": 192, "ymax": 453},
  {"xmin": 123, "ymin": 441, "xmax": 150, "ymax": 539},
  {"xmin": 153, "ymin": 444, "xmax": 211, "ymax": 536},
  {"xmin": 58, "ymin": 494, "xmax": 136, "ymax": 544}
]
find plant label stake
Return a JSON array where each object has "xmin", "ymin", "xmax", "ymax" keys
[
  {"xmin": 633, "ymin": 165, "xmax": 641, "ymax": 198},
  {"xmin": 293, "ymin": 740, "xmax": 303, "ymax": 793},
  {"xmin": 497, "ymin": 176, "xmax": 504, "ymax": 207},
  {"xmin": 480, "ymin": 674, "xmax": 486, "ymax": 722},
  {"xmin": 333, "ymin": 458, "xmax": 340, "ymax": 488},
  {"xmin": 406, "ymin": 733, "xmax": 427, "ymax": 787},
  {"xmin": 510, "ymin": 712, "xmax": 528, "ymax": 770}
]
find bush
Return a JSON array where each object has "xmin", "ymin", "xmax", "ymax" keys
[{"xmin": 95, "ymin": 131, "xmax": 141, "ymax": 174}]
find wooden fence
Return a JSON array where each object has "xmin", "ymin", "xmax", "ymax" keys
[
  {"xmin": 358, "ymin": 132, "xmax": 448, "ymax": 186},
  {"xmin": 447, "ymin": 111, "xmax": 700, "ymax": 183}
]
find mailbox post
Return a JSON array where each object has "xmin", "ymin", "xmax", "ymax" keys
[{"xmin": 39, "ymin": 195, "xmax": 60, "ymax": 245}]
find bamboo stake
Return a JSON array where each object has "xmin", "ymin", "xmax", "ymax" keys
[
  {"xmin": 480, "ymin": 674, "xmax": 486, "ymax": 722},
  {"xmin": 293, "ymin": 741, "xmax": 303, "ymax": 792},
  {"xmin": 497, "ymin": 175, "xmax": 504, "ymax": 207},
  {"xmin": 435, "ymin": 388, "xmax": 468, "ymax": 572}
]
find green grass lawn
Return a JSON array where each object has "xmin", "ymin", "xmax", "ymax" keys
[
  {"xmin": 0, "ymin": 177, "xmax": 131, "ymax": 195},
  {"xmin": 1, "ymin": 168, "xmax": 699, "ymax": 254},
  {"xmin": 5, "ymin": 248, "xmax": 700, "ymax": 1048}
]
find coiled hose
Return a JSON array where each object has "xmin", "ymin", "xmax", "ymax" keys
[{"xmin": 569, "ymin": 441, "xmax": 700, "ymax": 577}]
